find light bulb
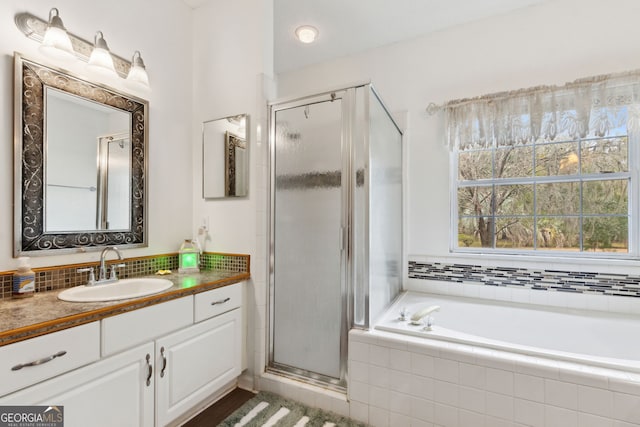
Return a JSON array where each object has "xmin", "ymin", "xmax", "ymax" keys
[
  {"xmin": 125, "ymin": 51, "xmax": 150, "ymax": 90},
  {"xmin": 39, "ymin": 8, "xmax": 75, "ymax": 61},
  {"xmin": 295, "ymin": 25, "xmax": 318, "ymax": 44},
  {"xmin": 87, "ymin": 31, "xmax": 118, "ymax": 79}
]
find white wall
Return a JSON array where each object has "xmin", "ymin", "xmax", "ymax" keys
[
  {"xmin": 276, "ymin": 0, "xmax": 640, "ymax": 275},
  {"xmin": 0, "ymin": 0, "xmax": 193, "ymax": 269},
  {"xmin": 191, "ymin": 0, "xmax": 273, "ymax": 254},
  {"xmin": 189, "ymin": 0, "xmax": 274, "ymax": 386}
]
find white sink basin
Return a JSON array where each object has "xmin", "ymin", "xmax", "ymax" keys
[{"xmin": 58, "ymin": 278, "xmax": 174, "ymax": 302}]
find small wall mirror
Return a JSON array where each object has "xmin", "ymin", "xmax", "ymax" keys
[
  {"xmin": 203, "ymin": 114, "xmax": 249, "ymax": 198},
  {"xmin": 14, "ymin": 54, "xmax": 148, "ymax": 255}
]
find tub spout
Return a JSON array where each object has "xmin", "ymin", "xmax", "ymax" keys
[{"xmin": 410, "ymin": 305, "xmax": 440, "ymax": 325}]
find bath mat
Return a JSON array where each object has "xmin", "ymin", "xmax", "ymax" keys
[{"xmin": 218, "ymin": 391, "xmax": 365, "ymax": 427}]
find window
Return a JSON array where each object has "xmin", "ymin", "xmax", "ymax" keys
[{"xmin": 447, "ymin": 74, "xmax": 640, "ymax": 257}]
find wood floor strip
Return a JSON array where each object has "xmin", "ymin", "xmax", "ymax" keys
[{"xmin": 182, "ymin": 388, "xmax": 255, "ymax": 427}]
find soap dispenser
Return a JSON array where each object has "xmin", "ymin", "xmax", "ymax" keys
[{"xmin": 13, "ymin": 257, "xmax": 35, "ymax": 298}]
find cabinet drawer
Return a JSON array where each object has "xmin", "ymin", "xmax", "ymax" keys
[
  {"xmin": 102, "ymin": 296, "xmax": 193, "ymax": 356},
  {"xmin": 194, "ymin": 283, "xmax": 242, "ymax": 323},
  {"xmin": 1, "ymin": 342, "xmax": 155, "ymax": 427},
  {"xmin": 0, "ymin": 322, "xmax": 100, "ymax": 397}
]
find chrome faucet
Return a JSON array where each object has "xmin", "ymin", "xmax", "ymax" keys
[
  {"xmin": 410, "ymin": 305, "xmax": 441, "ymax": 325},
  {"xmin": 98, "ymin": 246, "xmax": 124, "ymax": 283},
  {"xmin": 76, "ymin": 246, "xmax": 125, "ymax": 286}
]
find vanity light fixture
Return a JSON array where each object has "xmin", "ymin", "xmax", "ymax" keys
[
  {"xmin": 125, "ymin": 51, "xmax": 150, "ymax": 90},
  {"xmin": 15, "ymin": 8, "xmax": 151, "ymax": 90},
  {"xmin": 87, "ymin": 31, "xmax": 118, "ymax": 78},
  {"xmin": 39, "ymin": 8, "xmax": 75, "ymax": 60},
  {"xmin": 295, "ymin": 25, "xmax": 319, "ymax": 44}
]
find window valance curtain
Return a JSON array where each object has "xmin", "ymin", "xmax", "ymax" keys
[{"xmin": 445, "ymin": 70, "xmax": 640, "ymax": 151}]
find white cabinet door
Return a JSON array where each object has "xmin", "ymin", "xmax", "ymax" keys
[
  {"xmin": 1, "ymin": 342, "xmax": 155, "ymax": 427},
  {"xmin": 155, "ymin": 308, "xmax": 241, "ymax": 427}
]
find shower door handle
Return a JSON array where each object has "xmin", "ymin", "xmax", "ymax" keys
[{"xmin": 339, "ymin": 226, "xmax": 347, "ymax": 251}]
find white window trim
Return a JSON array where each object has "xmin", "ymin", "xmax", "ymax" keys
[{"xmin": 450, "ymin": 134, "xmax": 640, "ymax": 260}]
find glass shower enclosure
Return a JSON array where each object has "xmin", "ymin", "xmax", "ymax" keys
[{"xmin": 268, "ymin": 84, "xmax": 402, "ymax": 389}]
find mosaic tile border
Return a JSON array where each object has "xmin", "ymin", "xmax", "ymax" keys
[
  {"xmin": 201, "ymin": 252, "xmax": 249, "ymax": 273},
  {"xmin": 0, "ymin": 252, "xmax": 249, "ymax": 300},
  {"xmin": 409, "ymin": 261, "xmax": 640, "ymax": 298}
]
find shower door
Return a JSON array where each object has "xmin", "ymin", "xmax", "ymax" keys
[{"xmin": 269, "ymin": 92, "xmax": 348, "ymax": 387}]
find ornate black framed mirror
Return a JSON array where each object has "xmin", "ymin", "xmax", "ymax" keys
[{"xmin": 14, "ymin": 53, "xmax": 148, "ymax": 255}]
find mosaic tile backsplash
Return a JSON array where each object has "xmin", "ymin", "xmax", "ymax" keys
[
  {"xmin": 409, "ymin": 261, "xmax": 640, "ymax": 298},
  {"xmin": 0, "ymin": 252, "xmax": 249, "ymax": 300}
]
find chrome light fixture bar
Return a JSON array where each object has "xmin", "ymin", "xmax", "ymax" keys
[{"xmin": 15, "ymin": 9, "xmax": 150, "ymax": 89}]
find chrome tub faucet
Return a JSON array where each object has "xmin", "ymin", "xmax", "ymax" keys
[{"xmin": 410, "ymin": 305, "xmax": 441, "ymax": 325}]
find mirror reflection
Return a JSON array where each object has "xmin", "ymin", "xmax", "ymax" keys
[
  {"xmin": 203, "ymin": 114, "xmax": 249, "ymax": 198},
  {"xmin": 45, "ymin": 88, "xmax": 132, "ymax": 232}
]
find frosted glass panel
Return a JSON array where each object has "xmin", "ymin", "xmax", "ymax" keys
[
  {"xmin": 272, "ymin": 100, "xmax": 343, "ymax": 379},
  {"xmin": 269, "ymin": 84, "xmax": 402, "ymax": 386},
  {"xmin": 352, "ymin": 87, "xmax": 367, "ymax": 326},
  {"xmin": 368, "ymin": 89, "xmax": 403, "ymax": 323}
]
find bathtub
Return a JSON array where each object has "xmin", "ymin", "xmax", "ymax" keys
[{"xmin": 375, "ymin": 291, "xmax": 640, "ymax": 373}]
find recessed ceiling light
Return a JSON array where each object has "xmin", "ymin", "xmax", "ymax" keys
[{"xmin": 295, "ymin": 25, "xmax": 318, "ymax": 44}]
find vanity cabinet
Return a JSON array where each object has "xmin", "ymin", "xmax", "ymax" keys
[
  {"xmin": 1, "ymin": 342, "xmax": 155, "ymax": 427},
  {"xmin": 0, "ymin": 282, "xmax": 245, "ymax": 427}
]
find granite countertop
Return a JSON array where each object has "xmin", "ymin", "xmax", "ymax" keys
[{"xmin": 0, "ymin": 270, "xmax": 250, "ymax": 347}]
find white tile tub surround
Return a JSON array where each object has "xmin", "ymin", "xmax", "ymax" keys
[{"xmin": 348, "ymin": 329, "xmax": 640, "ymax": 427}]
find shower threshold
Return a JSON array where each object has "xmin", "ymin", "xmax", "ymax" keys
[{"xmin": 266, "ymin": 363, "xmax": 347, "ymax": 393}]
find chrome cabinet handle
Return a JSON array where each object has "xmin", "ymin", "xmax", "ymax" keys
[
  {"xmin": 160, "ymin": 347, "xmax": 167, "ymax": 378},
  {"xmin": 211, "ymin": 297, "xmax": 231, "ymax": 306},
  {"xmin": 11, "ymin": 351, "xmax": 67, "ymax": 371},
  {"xmin": 145, "ymin": 354, "xmax": 152, "ymax": 386}
]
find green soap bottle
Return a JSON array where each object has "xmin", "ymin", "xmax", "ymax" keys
[{"xmin": 13, "ymin": 257, "xmax": 35, "ymax": 298}]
